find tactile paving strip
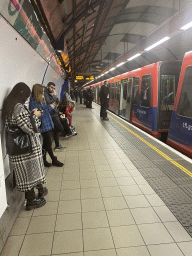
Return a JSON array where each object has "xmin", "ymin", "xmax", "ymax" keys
[
  {"xmin": 138, "ymin": 167, "xmax": 166, "ymax": 178},
  {"xmin": 145, "ymin": 176, "xmax": 178, "ymax": 191},
  {"xmin": 156, "ymin": 188, "xmax": 192, "ymax": 205},
  {"xmin": 169, "ymin": 204, "xmax": 192, "ymax": 227},
  {"xmin": 154, "ymin": 161, "xmax": 192, "ymax": 185},
  {"xmin": 179, "ymin": 185, "xmax": 192, "ymax": 198},
  {"xmin": 131, "ymin": 159, "xmax": 157, "ymax": 168}
]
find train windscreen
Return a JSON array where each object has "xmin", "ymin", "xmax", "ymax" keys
[{"xmin": 177, "ymin": 66, "xmax": 192, "ymax": 118}]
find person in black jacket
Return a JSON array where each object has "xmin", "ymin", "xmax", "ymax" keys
[
  {"xmin": 99, "ymin": 81, "xmax": 109, "ymax": 120},
  {"xmin": 79, "ymin": 89, "xmax": 83, "ymax": 104},
  {"xmin": 44, "ymin": 82, "xmax": 73, "ymax": 150},
  {"xmin": 86, "ymin": 86, "xmax": 94, "ymax": 108}
]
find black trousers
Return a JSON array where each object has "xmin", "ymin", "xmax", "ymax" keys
[
  {"xmin": 80, "ymin": 97, "xmax": 82, "ymax": 104},
  {"xmin": 25, "ymin": 188, "xmax": 35, "ymax": 200},
  {"xmin": 100, "ymin": 102, "xmax": 108, "ymax": 118},
  {"xmin": 86, "ymin": 99, "xmax": 92, "ymax": 108},
  {"xmin": 41, "ymin": 130, "xmax": 55, "ymax": 160}
]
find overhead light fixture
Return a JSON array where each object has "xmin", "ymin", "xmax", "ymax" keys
[
  {"xmin": 109, "ymin": 67, "xmax": 115, "ymax": 72},
  {"xmin": 116, "ymin": 62, "xmax": 125, "ymax": 68},
  {"xmin": 104, "ymin": 71, "xmax": 109, "ymax": 74},
  {"xmin": 145, "ymin": 36, "xmax": 170, "ymax": 51},
  {"xmin": 180, "ymin": 21, "xmax": 192, "ymax": 30},
  {"xmin": 128, "ymin": 53, "xmax": 141, "ymax": 61},
  {"xmin": 132, "ymin": 68, "xmax": 141, "ymax": 72}
]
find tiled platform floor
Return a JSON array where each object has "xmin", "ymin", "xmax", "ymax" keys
[{"xmin": 1, "ymin": 103, "xmax": 192, "ymax": 256}]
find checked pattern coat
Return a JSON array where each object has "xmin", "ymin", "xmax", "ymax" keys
[{"xmin": 5, "ymin": 103, "xmax": 46, "ymax": 192}]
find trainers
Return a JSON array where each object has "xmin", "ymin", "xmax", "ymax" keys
[
  {"xmin": 26, "ymin": 198, "xmax": 46, "ymax": 211},
  {"xmin": 52, "ymin": 157, "xmax": 64, "ymax": 167},
  {"xmin": 72, "ymin": 131, "xmax": 78, "ymax": 136},
  {"xmin": 55, "ymin": 145, "xmax": 66, "ymax": 151},
  {"xmin": 64, "ymin": 134, "xmax": 73, "ymax": 139},
  {"xmin": 103, "ymin": 117, "xmax": 109, "ymax": 121}
]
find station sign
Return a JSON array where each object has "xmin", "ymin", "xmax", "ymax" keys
[
  {"xmin": 75, "ymin": 75, "xmax": 94, "ymax": 80},
  {"xmin": 76, "ymin": 76, "xmax": 84, "ymax": 80}
]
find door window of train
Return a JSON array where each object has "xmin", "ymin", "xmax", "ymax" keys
[
  {"xmin": 140, "ymin": 75, "xmax": 151, "ymax": 108},
  {"xmin": 160, "ymin": 75, "xmax": 175, "ymax": 107},
  {"xmin": 177, "ymin": 66, "xmax": 192, "ymax": 118},
  {"xmin": 132, "ymin": 77, "xmax": 140, "ymax": 105}
]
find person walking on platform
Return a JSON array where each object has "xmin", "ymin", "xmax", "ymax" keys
[
  {"xmin": 86, "ymin": 86, "xmax": 94, "ymax": 108},
  {"xmin": 99, "ymin": 80, "xmax": 109, "ymax": 120},
  {"xmin": 2, "ymin": 83, "xmax": 47, "ymax": 211}
]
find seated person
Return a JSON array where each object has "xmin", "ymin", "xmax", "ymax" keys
[
  {"xmin": 44, "ymin": 82, "xmax": 74, "ymax": 147},
  {"xmin": 58, "ymin": 99, "xmax": 76, "ymax": 134}
]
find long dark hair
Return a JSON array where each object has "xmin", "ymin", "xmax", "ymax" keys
[{"xmin": 2, "ymin": 82, "xmax": 31, "ymax": 122}]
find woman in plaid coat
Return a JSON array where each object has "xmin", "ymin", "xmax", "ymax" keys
[{"xmin": 2, "ymin": 83, "xmax": 47, "ymax": 211}]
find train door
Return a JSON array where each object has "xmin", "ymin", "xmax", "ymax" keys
[
  {"xmin": 120, "ymin": 79, "xmax": 128, "ymax": 117},
  {"xmin": 159, "ymin": 75, "xmax": 175, "ymax": 130},
  {"xmin": 125, "ymin": 78, "xmax": 133, "ymax": 121},
  {"xmin": 116, "ymin": 81, "xmax": 121, "ymax": 114}
]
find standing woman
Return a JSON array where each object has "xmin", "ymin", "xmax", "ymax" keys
[
  {"xmin": 2, "ymin": 83, "xmax": 46, "ymax": 211},
  {"xmin": 29, "ymin": 84, "xmax": 64, "ymax": 167}
]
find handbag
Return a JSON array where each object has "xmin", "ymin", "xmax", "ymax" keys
[{"xmin": 6, "ymin": 126, "xmax": 32, "ymax": 156}]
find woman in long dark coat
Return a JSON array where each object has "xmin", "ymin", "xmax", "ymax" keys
[{"xmin": 2, "ymin": 83, "xmax": 47, "ymax": 211}]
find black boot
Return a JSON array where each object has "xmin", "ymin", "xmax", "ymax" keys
[
  {"xmin": 25, "ymin": 188, "xmax": 46, "ymax": 211},
  {"xmin": 36, "ymin": 184, "xmax": 48, "ymax": 198},
  {"xmin": 52, "ymin": 156, "xmax": 64, "ymax": 167},
  {"xmin": 43, "ymin": 152, "xmax": 52, "ymax": 167},
  {"xmin": 26, "ymin": 198, "xmax": 46, "ymax": 211}
]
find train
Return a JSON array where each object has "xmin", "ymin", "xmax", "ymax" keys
[{"xmin": 84, "ymin": 50, "xmax": 192, "ymax": 158}]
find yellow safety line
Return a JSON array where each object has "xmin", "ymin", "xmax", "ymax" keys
[{"xmin": 108, "ymin": 114, "xmax": 192, "ymax": 178}]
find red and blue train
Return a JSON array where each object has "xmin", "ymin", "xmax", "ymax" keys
[{"xmin": 85, "ymin": 50, "xmax": 192, "ymax": 158}]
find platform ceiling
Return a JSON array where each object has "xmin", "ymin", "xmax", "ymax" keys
[{"xmin": 40, "ymin": 0, "xmax": 192, "ymax": 78}]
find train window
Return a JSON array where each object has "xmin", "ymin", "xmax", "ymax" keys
[
  {"xmin": 140, "ymin": 75, "xmax": 151, "ymax": 108},
  {"xmin": 132, "ymin": 77, "xmax": 140, "ymax": 105},
  {"xmin": 177, "ymin": 66, "xmax": 192, "ymax": 118},
  {"xmin": 160, "ymin": 75, "xmax": 175, "ymax": 106}
]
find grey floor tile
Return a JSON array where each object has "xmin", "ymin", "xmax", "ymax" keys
[
  {"xmin": 130, "ymin": 207, "xmax": 161, "ymax": 224},
  {"xmin": 138, "ymin": 223, "xmax": 174, "ymax": 245},
  {"xmin": 60, "ymin": 189, "xmax": 81, "ymax": 201},
  {"xmin": 153, "ymin": 206, "xmax": 177, "ymax": 222},
  {"xmin": 27, "ymin": 215, "xmax": 56, "ymax": 234},
  {"xmin": 116, "ymin": 246, "xmax": 150, "ymax": 256},
  {"xmin": 83, "ymin": 228, "xmax": 114, "ymax": 251},
  {"xmin": 120, "ymin": 185, "xmax": 143, "ymax": 196},
  {"xmin": 148, "ymin": 243, "xmax": 184, "ymax": 256},
  {"xmin": 101, "ymin": 186, "xmax": 122, "ymax": 197},
  {"xmin": 177, "ymin": 241, "xmax": 192, "ymax": 256},
  {"xmin": 81, "ymin": 198, "xmax": 105, "ymax": 212},
  {"xmin": 52, "ymin": 230, "xmax": 83, "ymax": 254},
  {"xmin": 58, "ymin": 200, "xmax": 81, "ymax": 214},
  {"xmin": 84, "ymin": 249, "xmax": 116, "ymax": 256},
  {"xmin": 1, "ymin": 235, "xmax": 24, "ymax": 256},
  {"xmin": 107, "ymin": 209, "xmax": 135, "ymax": 226},
  {"xmin": 124, "ymin": 195, "xmax": 151, "ymax": 208},
  {"xmin": 164, "ymin": 222, "xmax": 192, "ymax": 242},
  {"xmin": 111, "ymin": 225, "xmax": 145, "ymax": 248},
  {"xmin": 19, "ymin": 233, "xmax": 54, "ymax": 256},
  {"xmin": 55, "ymin": 213, "xmax": 82, "ymax": 231},
  {"xmin": 10, "ymin": 217, "xmax": 31, "ymax": 236},
  {"xmin": 103, "ymin": 197, "xmax": 128, "ymax": 210},
  {"xmin": 82, "ymin": 211, "xmax": 109, "ymax": 229},
  {"xmin": 32, "ymin": 202, "xmax": 59, "ymax": 216}
]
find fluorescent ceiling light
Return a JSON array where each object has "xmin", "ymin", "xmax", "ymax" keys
[
  {"xmin": 132, "ymin": 68, "xmax": 141, "ymax": 72},
  {"xmin": 180, "ymin": 21, "xmax": 192, "ymax": 30},
  {"xmin": 116, "ymin": 62, "xmax": 125, "ymax": 67},
  {"xmin": 109, "ymin": 67, "xmax": 115, "ymax": 72},
  {"xmin": 104, "ymin": 71, "xmax": 109, "ymax": 74},
  {"xmin": 128, "ymin": 53, "xmax": 141, "ymax": 61},
  {"xmin": 145, "ymin": 36, "xmax": 170, "ymax": 51}
]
